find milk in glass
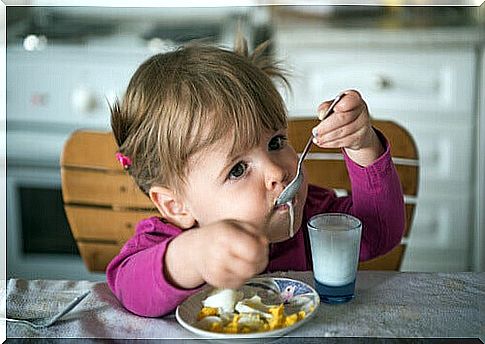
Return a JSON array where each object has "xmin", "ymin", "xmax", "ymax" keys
[{"xmin": 308, "ymin": 213, "xmax": 362, "ymax": 304}]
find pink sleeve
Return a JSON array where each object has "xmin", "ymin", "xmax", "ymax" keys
[
  {"xmin": 326, "ymin": 130, "xmax": 406, "ymax": 261},
  {"xmin": 106, "ymin": 217, "xmax": 203, "ymax": 317}
]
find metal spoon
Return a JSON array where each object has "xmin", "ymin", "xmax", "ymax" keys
[
  {"xmin": 5, "ymin": 290, "xmax": 90, "ymax": 329},
  {"xmin": 275, "ymin": 93, "xmax": 345, "ymax": 207}
]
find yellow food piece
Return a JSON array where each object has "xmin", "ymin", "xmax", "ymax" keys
[
  {"xmin": 197, "ymin": 307, "xmax": 219, "ymax": 320},
  {"xmin": 284, "ymin": 313, "xmax": 298, "ymax": 327},
  {"xmin": 210, "ymin": 322, "xmax": 222, "ymax": 332},
  {"xmin": 200, "ymin": 301, "xmax": 311, "ymax": 334},
  {"xmin": 268, "ymin": 304, "xmax": 285, "ymax": 330},
  {"xmin": 222, "ymin": 314, "xmax": 240, "ymax": 334}
]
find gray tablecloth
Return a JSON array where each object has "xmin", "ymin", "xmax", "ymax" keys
[{"xmin": 4, "ymin": 271, "xmax": 484, "ymax": 339}]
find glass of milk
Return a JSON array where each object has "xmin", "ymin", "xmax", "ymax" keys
[{"xmin": 307, "ymin": 213, "xmax": 362, "ymax": 304}]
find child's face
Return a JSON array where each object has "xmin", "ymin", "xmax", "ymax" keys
[{"xmin": 183, "ymin": 128, "xmax": 308, "ymax": 243}]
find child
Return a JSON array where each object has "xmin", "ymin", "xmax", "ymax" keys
[{"xmin": 107, "ymin": 38, "xmax": 405, "ymax": 317}]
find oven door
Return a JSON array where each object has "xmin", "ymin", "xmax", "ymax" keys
[{"xmin": 7, "ymin": 163, "xmax": 105, "ymax": 281}]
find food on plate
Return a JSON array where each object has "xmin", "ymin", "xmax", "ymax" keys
[
  {"xmin": 201, "ymin": 288, "xmax": 244, "ymax": 313},
  {"xmin": 196, "ymin": 288, "xmax": 311, "ymax": 334}
]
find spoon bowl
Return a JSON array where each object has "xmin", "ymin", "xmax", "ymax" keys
[{"xmin": 275, "ymin": 93, "xmax": 344, "ymax": 207}]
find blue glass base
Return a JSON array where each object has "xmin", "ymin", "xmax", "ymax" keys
[{"xmin": 315, "ymin": 279, "xmax": 356, "ymax": 304}]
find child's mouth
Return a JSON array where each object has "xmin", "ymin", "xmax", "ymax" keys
[
  {"xmin": 273, "ymin": 198, "xmax": 296, "ymax": 213},
  {"xmin": 274, "ymin": 203, "xmax": 289, "ymax": 212}
]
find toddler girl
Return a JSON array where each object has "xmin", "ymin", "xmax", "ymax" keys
[{"xmin": 107, "ymin": 38, "xmax": 405, "ymax": 317}]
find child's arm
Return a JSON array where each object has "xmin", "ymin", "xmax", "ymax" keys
[
  {"xmin": 106, "ymin": 219, "xmax": 197, "ymax": 317},
  {"xmin": 330, "ymin": 132, "xmax": 405, "ymax": 260},
  {"xmin": 311, "ymin": 90, "xmax": 405, "ymax": 260},
  {"xmin": 106, "ymin": 218, "xmax": 268, "ymax": 317}
]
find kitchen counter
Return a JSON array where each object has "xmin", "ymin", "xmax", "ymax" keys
[
  {"xmin": 271, "ymin": 4, "xmax": 483, "ymax": 48},
  {"xmin": 273, "ymin": 23, "xmax": 483, "ymax": 48}
]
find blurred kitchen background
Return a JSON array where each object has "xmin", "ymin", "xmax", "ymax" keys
[{"xmin": 5, "ymin": 4, "xmax": 485, "ymax": 281}]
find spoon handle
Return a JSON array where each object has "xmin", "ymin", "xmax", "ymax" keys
[
  {"xmin": 46, "ymin": 290, "xmax": 91, "ymax": 326},
  {"xmin": 299, "ymin": 93, "xmax": 345, "ymax": 164}
]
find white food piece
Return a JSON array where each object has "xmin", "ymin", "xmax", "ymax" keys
[
  {"xmin": 238, "ymin": 314, "xmax": 266, "ymax": 331},
  {"xmin": 202, "ymin": 288, "xmax": 244, "ymax": 313},
  {"xmin": 195, "ymin": 316, "xmax": 223, "ymax": 331},
  {"xmin": 235, "ymin": 295, "xmax": 276, "ymax": 319}
]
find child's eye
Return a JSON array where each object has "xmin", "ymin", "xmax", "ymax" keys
[
  {"xmin": 228, "ymin": 161, "xmax": 248, "ymax": 180},
  {"xmin": 268, "ymin": 135, "xmax": 287, "ymax": 151}
]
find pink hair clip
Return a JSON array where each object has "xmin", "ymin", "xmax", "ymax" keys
[{"xmin": 115, "ymin": 152, "xmax": 132, "ymax": 170}]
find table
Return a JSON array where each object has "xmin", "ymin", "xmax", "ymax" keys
[{"xmin": 4, "ymin": 271, "xmax": 484, "ymax": 341}]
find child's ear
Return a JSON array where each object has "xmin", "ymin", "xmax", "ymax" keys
[{"xmin": 149, "ymin": 186, "xmax": 196, "ymax": 229}]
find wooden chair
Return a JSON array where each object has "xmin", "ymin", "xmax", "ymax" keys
[
  {"xmin": 61, "ymin": 119, "xmax": 418, "ymax": 273},
  {"xmin": 61, "ymin": 132, "xmax": 159, "ymax": 272},
  {"xmin": 287, "ymin": 119, "xmax": 419, "ymax": 271}
]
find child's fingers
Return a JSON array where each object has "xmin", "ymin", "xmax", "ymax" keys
[
  {"xmin": 313, "ymin": 108, "xmax": 367, "ymax": 145},
  {"xmin": 211, "ymin": 258, "xmax": 266, "ymax": 289},
  {"xmin": 314, "ymin": 93, "xmax": 368, "ymax": 139},
  {"xmin": 229, "ymin": 219, "xmax": 266, "ymax": 239},
  {"xmin": 236, "ymin": 224, "xmax": 269, "ymax": 251},
  {"xmin": 202, "ymin": 250, "xmax": 265, "ymax": 289},
  {"xmin": 317, "ymin": 90, "xmax": 362, "ymax": 119},
  {"xmin": 317, "ymin": 126, "xmax": 368, "ymax": 149},
  {"xmin": 317, "ymin": 100, "xmax": 334, "ymax": 120},
  {"xmin": 333, "ymin": 90, "xmax": 362, "ymax": 112},
  {"xmin": 229, "ymin": 234, "xmax": 268, "ymax": 265},
  {"xmin": 197, "ymin": 221, "xmax": 269, "ymax": 289},
  {"xmin": 206, "ymin": 267, "xmax": 246, "ymax": 290},
  {"xmin": 224, "ymin": 223, "xmax": 269, "ymax": 263},
  {"xmin": 313, "ymin": 107, "xmax": 362, "ymax": 139},
  {"xmin": 207, "ymin": 244, "xmax": 267, "ymax": 289},
  {"xmin": 227, "ymin": 256, "xmax": 268, "ymax": 280}
]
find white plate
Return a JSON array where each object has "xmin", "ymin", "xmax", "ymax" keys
[{"xmin": 175, "ymin": 277, "xmax": 320, "ymax": 339}]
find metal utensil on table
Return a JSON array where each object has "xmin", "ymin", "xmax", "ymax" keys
[
  {"xmin": 275, "ymin": 93, "xmax": 345, "ymax": 207},
  {"xmin": 5, "ymin": 290, "xmax": 90, "ymax": 329}
]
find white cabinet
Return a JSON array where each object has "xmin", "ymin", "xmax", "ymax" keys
[
  {"xmin": 282, "ymin": 49, "xmax": 475, "ymax": 118},
  {"xmin": 274, "ymin": 27, "xmax": 479, "ymax": 271}
]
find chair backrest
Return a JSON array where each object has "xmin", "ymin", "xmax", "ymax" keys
[
  {"xmin": 287, "ymin": 119, "xmax": 419, "ymax": 271},
  {"xmin": 61, "ymin": 132, "xmax": 159, "ymax": 272},
  {"xmin": 61, "ymin": 119, "xmax": 418, "ymax": 272}
]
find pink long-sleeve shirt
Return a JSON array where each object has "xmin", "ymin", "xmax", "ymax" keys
[{"xmin": 107, "ymin": 133, "xmax": 405, "ymax": 317}]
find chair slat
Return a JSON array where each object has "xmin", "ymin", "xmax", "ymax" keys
[
  {"xmin": 287, "ymin": 119, "xmax": 418, "ymax": 160},
  {"xmin": 404, "ymin": 204, "xmax": 415, "ymax": 237},
  {"xmin": 373, "ymin": 121, "xmax": 418, "ymax": 159},
  {"xmin": 61, "ymin": 168, "xmax": 155, "ymax": 209},
  {"xmin": 61, "ymin": 131, "xmax": 120, "ymax": 170},
  {"xmin": 304, "ymin": 160, "xmax": 418, "ymax": 196},
  {"xmin": 77, "ymin": 242, "xmax": 123, "ymax": 272},
  {"xmin": 65, "ymin": 205, "xmax": 159, "ymax": 244},
  {"xmin": 358, "ymin": 244, "xmax": 405, "ymax": 271}
]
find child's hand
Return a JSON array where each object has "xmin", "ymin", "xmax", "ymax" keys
[
  {"xmin": 165, "ymin": 219, "xmax": 269, "ymax": 290},
  {"xmin": 312, "ymin": 90, "xmax": 385, "ymax": 167},
  {"xmin": 191, "ymin": 220, "xmax": 269, "ymax": 289}
]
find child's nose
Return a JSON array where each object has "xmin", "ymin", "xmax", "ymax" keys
[{"xmin": 264, "ymin": 158, "xmax": 288, "ymax": 192}]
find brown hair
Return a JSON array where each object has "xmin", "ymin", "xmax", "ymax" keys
[{"xmin": 110, "ymin": 37, "xmax": 289, "ymax": 196}]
